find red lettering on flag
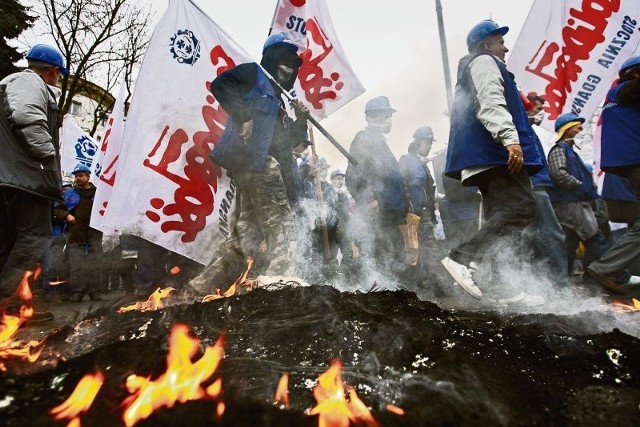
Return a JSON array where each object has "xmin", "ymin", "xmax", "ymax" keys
[
  {"xmin": 142, "ymin": 45, "xmax": 236, "ymax": 242},
  {"xmin": 298, "ymin": 18, "xmax": 344, "ymax": 109},
  {"xmin": 523, "ymin": 0, "xmax": 621, "ymax": 119}
]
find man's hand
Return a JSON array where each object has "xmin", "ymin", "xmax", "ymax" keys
[
  {"xmin": 239, "ymin": 119, "xmax": 253, "ymax": 141},
  {"xmin": 506, "ymin": 144, "xmax": 524, "ymax": 173},
  {"xmin": 291, "ymin": 99, "xmax": 309, "ymax": 120}
]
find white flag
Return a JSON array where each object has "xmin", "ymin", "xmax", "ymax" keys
[
  {"xmin": 101, "ymin": 0, "xmax": 251, "ymax": 264},
  {"xmin": 271, "ymin": 0, "xmax": 365, "ymax": 119},
  {"xmin": 89, "ymin": 77, "xmax": 127, "ymax": 232},
  {"xmin": 60, "ymin": 116, "xmax": 98, "ymax": 174},
  {"xmin": 508, "ymin": 0, "xmax": 640, "ymax": 130}
]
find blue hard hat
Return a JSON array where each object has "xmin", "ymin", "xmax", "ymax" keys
[
  {"xmin": 467, "ymin": 20, "xmax": 509, "ymax": 50},
  {"xmin": 365, "ymin": 96, "xmax": 396, "ymax": 114},
  {"xmin": 263, "ymin": 32, "xmax": 299, "ymax": 54},
  {"xmin": 26, "ymin": 44, "xmax": 69, "ymax": 76},
  {"xmin": 554, "ymin": 112, "xmax": 585, "ymax": 132},
  {"xmin": 413, "ymin": 126, "xmax": 435, "ymax": 141},
  {"xmin": 619, "ymin": 55, "xmax": 640, "ymax": 76},
  {"xmin": 330, "ymin": 169, "xmax": 345, "ymax": 179},
  {"xmin": 72, "ymin": 164, "xmax": 91, "ymax": 175}
]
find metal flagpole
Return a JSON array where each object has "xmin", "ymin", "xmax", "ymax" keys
[
  {"xmin": 259, "ymin": 64, "xmax": 358, "ymax": 166},
  {"xmin": 435, "ymin": 0, "xmax": 453, "ymax": 112}
]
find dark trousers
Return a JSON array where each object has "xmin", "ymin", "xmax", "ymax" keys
[
  {"xmin": 563, "ymin": 227, "xmax": 609, "ymax": 274},
  {"xmin": 68, "ymin": 241, "xmax": 103, "ymax": 295},
  {"xmin": 449, "ymin": 167, "xmax": 536, "ymax": 266},
  {"xmin": 589, "ymin": 167, "xmax": 640, "ymax": 278},
  {"xmin": 373, "ymin": 209, "xmax": 406, "ymax": 274},
  {"xmin": 0, "ymin": 188, "xmax": 52, "ymax": 297}
]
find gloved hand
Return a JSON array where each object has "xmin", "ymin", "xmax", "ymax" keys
[{"xmin": 239, "ymin": 119, "xmax": 253, "ymax": 141}]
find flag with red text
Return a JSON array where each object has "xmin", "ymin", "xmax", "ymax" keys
[
  {"xmin": 101, "ymin": 0, "xmax": 251, "ymax": 263},
  {"xmin": 507, "ymin": 0, "xmax": 640, "ymax": 131},
  {"xmin": 271, "ymin": 0, "xmax": 364, "ymax": 119},
  {"xmin": 60, "ymin": 116, "xmax": 98, "ymax": 175},
  {"xmin": 89, "ymin": 78, "xmax": 127, "ymax": 233}
]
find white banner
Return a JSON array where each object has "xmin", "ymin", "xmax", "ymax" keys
[
  {"xmin": 89, "ymin": 77, "xmax": 127, "ymax": 232},
  {"xmin": 101, "ymin": 0, "xmax": 252, "ymax": 264},
  {"xmin": 60, "ymin": 116, "xmax": 98, "ymax": 175},
  {"xmin": 271, "ymin": 0, "xmax": 365, "ymax": 119},
  {"xmin": 508, "ymin": 0, "xmax": 640, "ymax": 130}
]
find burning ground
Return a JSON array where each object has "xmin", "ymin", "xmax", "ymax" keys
[{"xmin": 1, "ymin": 284, "xmax": 640, "ymax": 426}]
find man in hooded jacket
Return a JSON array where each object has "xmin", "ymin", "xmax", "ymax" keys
[{"xmin": 188, "ymin": 33, "xmax": 309, "ymax": 294}]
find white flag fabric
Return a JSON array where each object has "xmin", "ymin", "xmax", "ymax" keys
[
  {"xmin": 89, "ymin": 77, "xmax": 127, "ymax": 232},
  {"xmin": 101, "ymin": 0, "xmax": 252, "ymax": 264},
  {"xmin": 271, "ymin": 0, "xmax": 365, "ymax": 119},
  {"xmin": 508, "ymin": 0, "xmax": 640, "ymax": 130},
  {"xmin": 60, "ymin": 116, "xmax": 98, "ymax": 175}
]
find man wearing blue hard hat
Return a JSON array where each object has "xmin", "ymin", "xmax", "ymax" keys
[
  {"xmin": 53, "ymin": 163, "xmax": 103, "ymax": 302},
  {"xmin": 190, "ymin": 32, "xmax": 310, "ymax": 294},
  {"xmin": 0, "ymin": 43, "xmax": 69, "ymax": 320},
  {"xmin": 345, "ymin": 95, "xmax": 407, "ymax": 282},
  {"xmin": 442, "ymin": 19, "xmax": 546, "ymax": 305},
  {"xmin": 588, "ymin": 55, "xmax": 640, "ymax": 294}
]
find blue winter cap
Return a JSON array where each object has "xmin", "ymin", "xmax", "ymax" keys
[{"xmin": 263, "ymin": 32, "xmax": 299, "ymax": 54}]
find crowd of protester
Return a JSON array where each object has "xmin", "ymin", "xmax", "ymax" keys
[{"xmin": 3, "ymin": 21, "xmax": 640, "ymax": 323}]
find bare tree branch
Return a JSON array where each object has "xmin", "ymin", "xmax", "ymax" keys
[{"xmin": 26, "ymin": 0, "xmax": 153, "ymax": 135}]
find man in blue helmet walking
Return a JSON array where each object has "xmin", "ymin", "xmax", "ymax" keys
[
  {"xmin": 188, "ymin": 33, "xmax": 310, "ymax": 294},
  {"xmin": 587, "ymin": 56, "xmax": 640, "ymax": 295},
  {"xmin": 442, "ymin": 20, "xmax": 545, "ymax": 305},
  {"xmin": 0, "ymin": 43, "xmax": 69, "ymax": 319}
]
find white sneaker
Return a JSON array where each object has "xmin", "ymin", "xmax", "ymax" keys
[
  {"xmin": 441, "ymin": 257, "xmax": 482, "ymax": 299},
  {"xmin": 496, "ymin": 291, "xmax": 546, "ymax": 307},
  {"xmin": 625, "ymin": 275, "xmax": 640, "ymax": 286}
]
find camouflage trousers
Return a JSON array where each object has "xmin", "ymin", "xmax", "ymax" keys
[{"xmin": 189, "ymin": 156, "xmax": 295, "ymax": 294}]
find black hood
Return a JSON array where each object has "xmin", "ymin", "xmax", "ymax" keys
[{"xmin": 260, "ymin": 44, "xmax": 302, "ymax": 91}]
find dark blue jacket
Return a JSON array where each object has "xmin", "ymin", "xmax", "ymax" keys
[
  {"xmin": 346, "ymin": 127, "xmax": 406, "ymax": 213},
  {"xmin": 209, "ymin": 65, "xmax": 280, "ymax": 172},
  {"xmin": 445, "ymin": 54, "xmax": 543, "ymax": 183},
  {"xmin": 398, "ymin": 152, "xmax": 436, "ymax": 221},
  {"xmin": 529, "ymin": 127, "xmax": 553, "ymax": 189},
  {"xmin": 600, "ymin": 81, "xmax": 640, "ymax": 176},
  {"xmin": 547, "ymin": 142, "xmax": 598, "ymax": 202},
  {"xmin": 602, "ymin": 172, "xmax": 637, "ymax": 202}
]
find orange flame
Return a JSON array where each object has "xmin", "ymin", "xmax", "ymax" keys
[
  {"xmin": 118, "ymin": 287, "xmax": 176, "ymax": 313},
  {"xmin": 612, "ymin": 298, "xmax": 640, "ymax": 313},
  {"xmin": 16, "ymin": 266, "xmax": 40, "ymax": 301},
  {"xmin": 307, "ymin": 360, "xmax": 379, "ymax": 427},
  {"xmin": 49, "ymin": 280, "xmax": 68, "ymax": 287},
  {"xmin": 274, "ymin": 372, "xmax": 290, "ymax": 407},
  {"xmin": 122, "ymin": 324, "xmax": 224, "ymax": 427},
  {"xmin": 51, "ymin": 372, "xmax": 105, "ymax": 426},
  {"xmin": 202, "ymin": 257, "xmax": 255, "ymax": 303},
  {"xmin": 170, "ymin": 266, "xmax": 181, "ymax": 275},
  {"xmin": 385, "ymin": 404, "xmax": 405, "ymax": 416},
  {"xmin": 0, "ymin": 271, "xmax": 45, "ymax": 370}
]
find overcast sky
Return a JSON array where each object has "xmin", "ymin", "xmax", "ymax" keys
[{"xmin": 149, "ymin": 0, "xmax": 534, "ymax": 170}]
